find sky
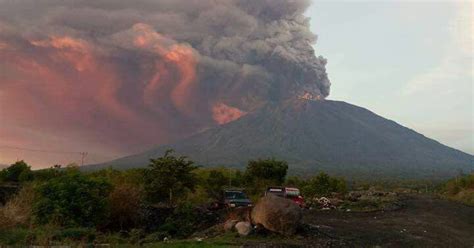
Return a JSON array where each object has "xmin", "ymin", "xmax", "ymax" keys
[
  {"xmin": 308, "ymin": 0, "xmax": 473, "ymax": 155},
  {"xmin": 0, "ymin": 0, "xmax": 472, "ymax": 168}
]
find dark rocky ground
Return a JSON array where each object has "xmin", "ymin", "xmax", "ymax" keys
[
  {"xmin": 302, "ymin": 194, "xmax": 474, "ymax": 247},
  {"xmin": 185, "ymin": 194, "xmax": 473, "ymax": 248}
]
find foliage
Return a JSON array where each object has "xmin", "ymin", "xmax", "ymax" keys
[
  {"xmin": 245, "ymin": 158, "xmax": 288, "ymax": 184},
  {"xmin": 285, "ymin": 176, "xmax": 306, "ymax": 188},
  {"xmin": 0, "ymin": 184, "xmax": 35, "ymax": 230},
  {"xmin": 107, "ymin": 183, "xmax": 143, "ymax": 230},
  {"xmin": 88, "ymin": 168, "xmax": 146, "ymax": 187},
  {"xmin": 144, "ymin": 150, "xmax": 199, "ymax": 204},
  {"xmin": 244, "ymin": 158, "xmax": 288, "ymax": 196},
  {"xmin": 205, "ymin": 170, "xmax": 228, "ymax": 199},
  {"xmin": 6, "ymin": 154, "xmax": 469, "ymax": 245},
  {"xmin": 0, "ymin": 227, "xmax": 96, "ymax": 246},
  {"xmin": 159, "ymin": 203, "xmax": 201, "ymax": 238},
  {"xmin": 440, "ymin": 173, "xmax": 474, "ymax": 206},
  {"xmin": 302, "ymin": 172, "xmax": 347, "ymax": 197},
  {"xmin": 30, "ymin": 167, "xmax": 64, "ymax": 182},
  {"xmin": 0, "ymin": 161, "xmax": 33, "ymax": 183},
  {"xmin": 32, "ymin": 171, "xmax": 112, "ymax": 227}
]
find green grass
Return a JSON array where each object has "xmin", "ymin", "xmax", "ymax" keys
[
  {"xmin": 0, "ymin": 227, "xmax": 96, "ymax": 246},
  {"xmin": 145, "ymin": 241, "xmax": 236, "ymax": 248}
]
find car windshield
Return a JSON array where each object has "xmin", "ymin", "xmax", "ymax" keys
[
  {"xmin": 225, "ymin": 191, "xmax": 247, "ymax": 199},
  {"xmin": 285, "ymin": 189, "xmax": 300, "ymax": 198},
  {"xmin": 267, "ymin": 188, "xmax": 285, "ymax": 197}
]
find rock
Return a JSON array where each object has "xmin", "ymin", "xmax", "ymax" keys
[
  {"xmin": 223, "ymin": 219, "xmax": 239, "ymax": 231},
  {"xmin": 251, "ymin": 194, "xmax": 302, "ymax": 235},
  {"xmin": 235, "ymin": 221, "xmax": 252, "ymax": 236},
  {"xmin": 348, "ymin": 191, "xmax": 362, "ymax": 201},
  {"xmin": 329, "ymin": 197, "xmax": 344, "ymax": 207}
]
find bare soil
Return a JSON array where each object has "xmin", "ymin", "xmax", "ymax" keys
[{"xmin": 301, "ymin": 194, "xmax": 474, "ymax": 248}]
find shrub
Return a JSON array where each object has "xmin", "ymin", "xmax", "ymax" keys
[
  {"xmin": 0, "ymin": 184, "xmax": 35, "ymax": 230},
  {"xmin": 31, "ymin": 167, "xmax": 64, "ymax": 182},
  {"xmin": 245, "ymin": 158, "xmax": 288, "ymax": 184},
  {"xmin": 32, "ymin": 171, "xmax": 111, "ymax": 227},
  {"xmin": 159, "ymin": 203, "xmax": 200, "ymax": 238},
  {"xmin": 205, "ymin": 170, "xmax": 228, "ymax": 199},
  {"xmin": 302, "ymin": 172, "xmax": 347, "ymax": 197},
  {"xmin": 0, "ymin": 161, "xmax": 33, "ymax": 183},
  {"xmin": 244, "ymin": 158, "xmax": 288, "ymax": 196},
  {"xmin": 441, "ymin": 173, "xmax": 474, "ymax": 206},
  {"xmin": 107, "ymin": 184, "xmax": 143, "ymax": 230}
]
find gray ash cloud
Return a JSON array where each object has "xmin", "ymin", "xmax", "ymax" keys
[{"xmin": 0, "ymin": 0, "xmax": 330, "ymax": 153}]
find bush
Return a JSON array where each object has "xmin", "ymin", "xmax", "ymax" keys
[
  {"xmin": 441, "ymin": 173, "xmax": 474, "ymax": 206},
  {"xmin": 0, "ymin": 184, "xmax": 35, "ymax": 230},
  {"xmin": 159, "ymin": 203, "xmax": 200, "ymax": 238},
  {"xmin": 302, "ymin": 172, "xmax": 347, "ymax": 198},
  {"xmin": 245, "ymin": 159, "xmax": 288, "ymax": 184},
  {"xmin": 0, "ymin": 161, "xmax": 33, "ymax": 183},
  {"xmin": 32, "ymin": 171, "xmax": 112, "ymax": 227},
  {"xmin": 31, "ymin": 167, "xmax": 64, "ymax": 182},
  {"xmin": 205, "ymin": 170, "xmax": 228, "ymax": 199},
  {"xmin": 244, "ymin": 158, "xmax": 288, "ymax": 196},
  {"xmin": 107, "ymin": 184, "xmax": 143, "ymax": 230}
]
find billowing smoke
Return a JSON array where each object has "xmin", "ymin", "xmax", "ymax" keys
[{"xmin": 0, "ymin": 0, "xmax": 330, "ymax": 162}]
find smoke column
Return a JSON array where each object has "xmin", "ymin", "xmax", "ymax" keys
[{"xmin": 0, "ymin": 0, "xmax": 330, "ymax": 166}]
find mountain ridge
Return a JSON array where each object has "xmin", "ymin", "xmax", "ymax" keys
[{"xmin": 87, "ymin": 99, "xmax": 473, "ymax": 178}]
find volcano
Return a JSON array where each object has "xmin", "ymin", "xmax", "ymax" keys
[{"xmin": 90, "ymin": 99, "xmax": 473, "ymax": 178}]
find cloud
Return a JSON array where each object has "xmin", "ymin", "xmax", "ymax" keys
[{"xmin": 0, "ymin": 0, "xmax": 329, "ymax": 166}]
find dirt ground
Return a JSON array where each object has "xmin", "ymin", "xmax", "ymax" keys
[
  {"xmin": 302, "ymin": 194, "xmax": 474, "ymax": 248},
  {"xmin": 161, "ymin": 194, "xmax": 473, "ymax": 247}
]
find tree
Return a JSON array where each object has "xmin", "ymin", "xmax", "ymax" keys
[
  {"xmin": 30, "ymin": 166, "xmax": 64, "ymax": 182},
  {"xmin": 205, "ymin": 170, "xmax": 228, "ymax": 199},
  {"xmin": 244, "ymin": 158, "xmax": 288, "ymax": 196},
  {"xmin": 33, "ymin": 171, "xmax": 111, "ymax": 227},
  {"xmin": 285, "ymin": 176, "xmax": 306, "ymax": 188},
  {"xmin": 0, "ymin": 161, "xmax": 33, "ymax": 183},
  {"xmin": 144, "ymin": 150, "xmax": 199, "ymax": 204},
  {"xmin": 107, "ymin": 184, "xmax": 143, "ymax": 230},
  {"xmin": 245, "ymin": 158, "xmax": 288, "ymax": 185},
  {"xmin": 303, "ymin": 172, "xmax": 347, "ymax": 197}
]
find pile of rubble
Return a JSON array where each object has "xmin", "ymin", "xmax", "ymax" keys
[
  {"xmin": 306, "ymin": 193, "xmax": 344, "ymax": 210},
  {"xmin": 305, "ymin": 188, "xmax": 400, "ymax": 212}
]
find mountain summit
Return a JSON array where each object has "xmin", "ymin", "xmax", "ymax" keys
[{"xmin": 90, "ymin": 99, "xmax": 473, "ymax": 178}]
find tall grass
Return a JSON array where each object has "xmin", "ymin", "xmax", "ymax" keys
[{"xmin": 441, "ymin": 173, "xmax": 474, "ymax": 206}]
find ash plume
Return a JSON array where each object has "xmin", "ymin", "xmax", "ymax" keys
[{"xmin": 0, "ymin": 0, "xmax": 330, "ymax": 159}]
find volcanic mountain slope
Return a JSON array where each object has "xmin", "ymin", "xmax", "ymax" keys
[{"xmin": 90, "ymin": 99, "xmax": 473, "ymax": 178}]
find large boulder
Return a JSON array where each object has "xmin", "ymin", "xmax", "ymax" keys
[{"xmin": 251, "ymin": 194, "xmax": 302, "ymax": 235}]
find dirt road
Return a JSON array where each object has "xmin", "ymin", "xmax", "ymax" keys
[{"xmin": 304, "ymin": 194, "xmax": 474, "ymax": 247}]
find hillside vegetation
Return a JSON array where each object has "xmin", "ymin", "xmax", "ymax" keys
[{"xmin": 440, "ymin": 173, "xmax": 474, "ymax": 206}]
